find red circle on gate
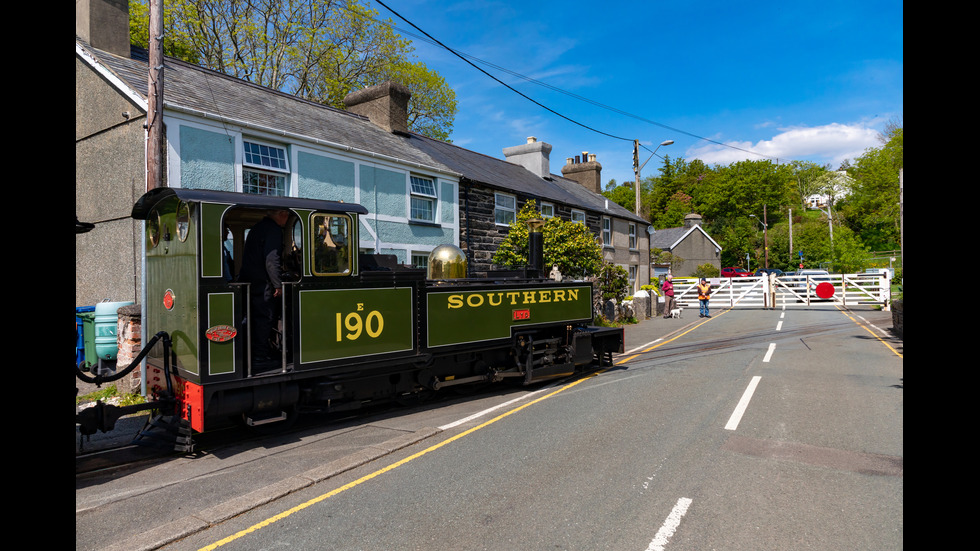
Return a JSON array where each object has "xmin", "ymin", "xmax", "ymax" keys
[
  {"xmin": 163, "ymin": 289, "xmax": 175, "ymax": 310},
  {"xmin": 815, "ymin": 282, "xmax": 835, "ymax": 299}
]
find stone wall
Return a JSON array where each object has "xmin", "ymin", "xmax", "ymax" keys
[
  {"xmin": 891, "ymin": 299, "xmax": 903, "ymax": 339},
  {"xmin": 460, "ymin": 183, "xmax": 602, "ymax": 277},
  {"xmin": 460, "ymin": 185, "xmax": 508, "ymax": 276},
  {"xmin": 115, "ymin": 304, "xmax": 143, "ymax": 393}
]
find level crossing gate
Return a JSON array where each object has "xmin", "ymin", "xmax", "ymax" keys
[{"xmin": 669, "ymin": 273, "xmax": 891, "ymax": 310}]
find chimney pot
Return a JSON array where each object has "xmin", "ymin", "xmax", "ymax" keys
[{"xmin": 561, "ymin": 149, "xmax": 603, "ymax": 194}]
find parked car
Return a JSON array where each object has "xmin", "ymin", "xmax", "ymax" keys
[
  {"xmin": 798, "ymin": 269, "xmax": 833, "ymax": 295},
  {"xmin": 754, "ymin": 268, "xmax": 784, "ymax": 277},
  {"xmin": 721, "ymin": 267, "xmax": 752, "ymax": 277}
]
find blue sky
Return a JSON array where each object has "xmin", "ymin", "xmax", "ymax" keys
[{"xmin": 371, "ymin": 0, "xmax": 903, "ymax": 188}]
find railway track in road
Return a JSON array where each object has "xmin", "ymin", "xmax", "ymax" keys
[
  {"xmin": 615, "ymin": 310, "xmax": 900, "ymax": 370},
  {"xmin": 77, "ymin": 309, "xmax": 897, "ymax": 477},
  {"xmin": 74, "ymin": 380, "xmax": 561, "ymax": 478}
]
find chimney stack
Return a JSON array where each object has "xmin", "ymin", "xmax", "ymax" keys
[
  {"xmin": 683, "ymin": 213, "xmax": 703, "ymax": 228},
  {"xmin": 76, "ymin": 0, "xmax": 131, "ymax": 57},
  {"xmin": 343, "ymin": 81, "xmax": 411, "ymax": 134},
  {"xmin": 561, "ymin": 152, "xmax": 603, "ymax": 194},
  {"xmin": 502, "ymin": 137, "xmax": 553, "ymax": 179}
]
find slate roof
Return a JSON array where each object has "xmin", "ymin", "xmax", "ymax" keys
[
  {"xmin": 78, "ymin": 41, "xmax": 458, "ymax": 177},
  {"xmin": 649, "ymin": 224, "xmax": 722, "ymax": 252},
  {"xmin": 411, "ymin": 134, "xmax": 646, "ymax": 224},
  {"xmin": 79, "ymin": 40, "xmax": 644, "ymax": 224}
]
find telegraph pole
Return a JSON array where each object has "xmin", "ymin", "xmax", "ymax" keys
[
  {"xmin": 633, "ymin": 139, "xmax": 673, "ymax": 217},
  {"xmin": 146, "ymin": 0, "xmax": 165, "ymax": 190},
  {"xmin": 763, "ymin": 204, "xmax": 769, "ymax": 269},
  {"xmin": 632, "ymin": 140, "xmax": 640, "ymax": 216}
]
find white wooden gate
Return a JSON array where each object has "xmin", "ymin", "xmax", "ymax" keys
[{"xmin": 669, "ymin": 273, "xmax": 890, "ymax": 310}]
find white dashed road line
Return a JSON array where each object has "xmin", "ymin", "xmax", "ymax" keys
[
  {"xmin": 645, "ymin": 497, "xmax": 694, "ymax": 551},
  {"xmin": 725, "ymin": 375, "xmax": 762, "ymax": 431}
]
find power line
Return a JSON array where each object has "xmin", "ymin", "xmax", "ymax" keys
[
  {"xmin": 370, "ymin": 1, "xmax": 780, "ymax": 162},
  {"xmin": 373, "ymin": 0, "xmax": 631, "ymax": 143}
]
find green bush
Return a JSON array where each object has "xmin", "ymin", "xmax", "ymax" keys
[
  {"xmin": 597, "ymin": 263, "xmax": 629, "ymax": 302},
  {"xmin": 493, "ymin": 200, "xmax": 603, "ymax": 277},
  {"xmin": 692, "ymin": 263, "xmax": 720, "ymax": 278}
]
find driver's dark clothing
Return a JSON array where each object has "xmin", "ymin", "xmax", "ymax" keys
[{"xmin": 239, "ymin": 216, "xmax": 284, "ymax": 364}]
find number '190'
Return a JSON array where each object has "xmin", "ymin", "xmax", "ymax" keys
[{"xmin": 336, "ymin": 311, "xmax": 384, "ymax": 341}]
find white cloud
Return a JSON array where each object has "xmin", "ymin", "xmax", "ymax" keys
[{"xmin": 687, "ymin": 122, "xmax": 882, "ymax": 168}]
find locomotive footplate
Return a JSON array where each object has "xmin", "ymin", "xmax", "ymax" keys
[{"xmin": 576, "ymin": 326, "xmax": 625, "ymax": 366}]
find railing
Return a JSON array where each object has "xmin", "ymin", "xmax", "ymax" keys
[{"xmin": 667, "ymin": 273, "xmax": 890, "ymax": 310}]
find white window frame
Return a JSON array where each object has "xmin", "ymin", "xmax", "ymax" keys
[
  {"xmin": 495, "ymin": 193, "xmax": 517, "ymax": 226},
  {"xmin": 410, "ymin": 175, "xmax": 438, "ymax": 223},
  {"xmin": 629, "ymin": 265, "xmax": 638, "ymax": 289},
  {"xmin": 411, "ymin": 252, "xmax": 430, "ymax": 269},
  {"xmin": 242, "ymin": 139, "xmax": 289, "ymax": 196},
  {"xmin": 540, "ymin": 202, "xmax": 555, "ymax": 218},
  {"xmin": 629, "ymin": 223, "xmax": 637, "ymax": 250},
  {"xmin": 602, "ymin": 217, "xmax": 612, "ymax": 247},
  {"xmin": 571, "ymin": 209, "xmax": 586, "ymax": 224}
]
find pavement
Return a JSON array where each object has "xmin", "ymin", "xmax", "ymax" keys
[{"xmin": 75, "ymin": 307, "xmax": 894, "ymax": 551}]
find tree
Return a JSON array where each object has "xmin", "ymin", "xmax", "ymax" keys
[
  {"xmin": 839, "ymin": 126, "xmax": 903, "ymax": 250},
  {"xmin": 767, "ymin": 217, "xmax": 870, "ymax": 273},
  {"xmin": 493, "ymin": 201, "xmax": 603, "ymax": 278},
  {"xmin": 596, "ymin": 263, "xmax": 630, "ymax": 302},
  {"xmin": 650, "ymin": 248, "xmax": 685, "ymax": 274},
  {"xmin": 789, "ymin": 160, "xmax": 831, "ymax": 209},
  {"xmin": 602, "ymin": 182, "xmax": 636, "ymax": 213},
  {"xmin": 129, "ymin": 0, "xmax": 457, "ymax": 140},
  {"xmin": 660, "ymin": 191, "xmax": 694, "ymax": 228}
]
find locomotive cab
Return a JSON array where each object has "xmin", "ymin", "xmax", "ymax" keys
[{"xmin": 132, "ymin": 188, "xmax": 370, "ymax": 431}]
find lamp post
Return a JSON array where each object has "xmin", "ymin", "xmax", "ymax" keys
[
  {"xmin": 750, "ymin": 208, "xmax": 769, "ymax": 269},
  {"xmin": 633, "ymin": 139, "xmax": 674, "ymax": 216}
]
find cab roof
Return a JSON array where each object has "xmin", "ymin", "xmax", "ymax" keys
[{"xmin": 131, "ymin": 187, "xmax": 369, "ymax": 220}]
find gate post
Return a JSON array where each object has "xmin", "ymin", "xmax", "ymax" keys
[{"xmin": 880, "ymin": 273, "xmax": 890, "ymax": 311}]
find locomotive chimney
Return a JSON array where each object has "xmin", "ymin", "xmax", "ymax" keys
[{"xmin": 526, "ymin": 218, "xmax": 545, "ymax": 278}]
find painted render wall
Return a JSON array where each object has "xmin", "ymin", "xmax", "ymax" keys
[
  {"xmin": 166, "ymin": 117, "xmax": 459, "ymax": 266},
  {"xmin": 75, "ymin": 53, "xmax": 146, "ymax": 306}
]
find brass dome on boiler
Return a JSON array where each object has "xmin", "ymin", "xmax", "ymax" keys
[{"xmin": 427, "ymin": 244, "xmax": 468, "ymax": 280}]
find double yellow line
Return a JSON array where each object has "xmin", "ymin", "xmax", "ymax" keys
[
  {"xmin": 614, "ymin": 308, "xmax": 728, "ymax": 365},
  {"xmin": 205, "ymin": 312, "xmax": 734, "ymax": 549},
  {"xmin": 201, "ymin": 371, "xmax": 601, "ymax": 550},
  {"xmin": 836, "ymin": 306, "xmax": 903, "ymax": 358}
]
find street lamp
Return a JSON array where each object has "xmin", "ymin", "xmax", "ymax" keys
[
  {"xmin": 750, "ymin": 210, "xmax": 769, "ymax": 269},
  {"xmin": 633, "ymin": 139, "xmax": 674, "ymax": 216}
]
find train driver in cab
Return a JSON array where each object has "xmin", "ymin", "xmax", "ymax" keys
[{"xmin": 239, "ymin": 209, "xmax": 290, "ymax": 370}]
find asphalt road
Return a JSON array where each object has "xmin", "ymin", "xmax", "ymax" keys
[{"xmin": 76, "ymin": 304, "xmax": 902, "ymax": 551}]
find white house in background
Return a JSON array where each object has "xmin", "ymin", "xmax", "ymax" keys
[{"xmin": 805, "ymin": 170, "xmax": 853, "ymax": 209}]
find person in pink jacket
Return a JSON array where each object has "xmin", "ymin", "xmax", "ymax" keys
[{"xmin": 662, "ymin": 275, "xmax": 675, "ymax": 319}]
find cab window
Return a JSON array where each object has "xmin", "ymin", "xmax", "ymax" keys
[{"xmin": 312, "ymin": 214, "xmax": 351, "ymax": 275}]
